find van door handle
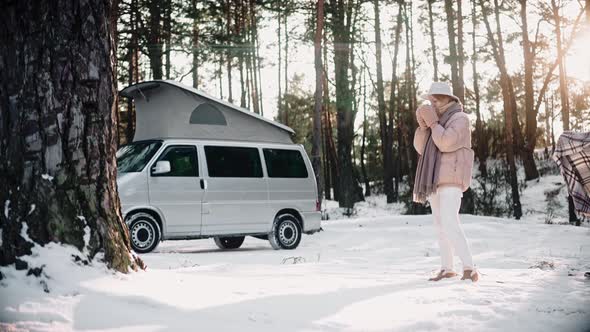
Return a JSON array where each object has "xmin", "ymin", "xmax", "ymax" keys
[{"xmin": 200, "ymin": 179, "xmax": 207, "ymax": 190}]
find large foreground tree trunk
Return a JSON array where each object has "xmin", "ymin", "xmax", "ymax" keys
[{"xmin": 0, "ymin": 0, "xmax": 143, "ymax": 273}]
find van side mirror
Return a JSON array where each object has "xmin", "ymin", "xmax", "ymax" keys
[{"xmin": 152, "ymin": 161, "xmax": 171, "ymax": 175}]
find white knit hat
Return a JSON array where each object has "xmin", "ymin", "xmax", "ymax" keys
[{"xmin": 419, "ymin": 82, "xmax": 459, "ymax": 101}]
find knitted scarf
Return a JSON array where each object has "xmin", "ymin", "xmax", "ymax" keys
[{"xmin": 413, "ymin": 101, "xmax": 462, "ymax": 204}]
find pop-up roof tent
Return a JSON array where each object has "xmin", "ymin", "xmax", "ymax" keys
[{"xmin": 120, "ymin": 80, "xmax": 294, "ymax": 144}]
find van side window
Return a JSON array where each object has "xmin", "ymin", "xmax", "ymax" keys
[
  {"xmin": 205, "ymin": 146, "xmax": 262, "ymax": 178},
  {"xmin": 263, "ymin": 149, "xmax": 308, "ymax": 178},
  {"xmin": 153, "ymin": 145, "xmax": 199, "ymax": 177}
]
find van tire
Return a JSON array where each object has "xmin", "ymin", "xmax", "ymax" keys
[
  {"xmin": 214, "ymin": 236, "xmax": 245, "ymax": 250},
  {"xmin": 269, "ymin": 214, "xmax": 302, "ymax": 250},
  {"xmin": 128, "ymin": 212, "xmax": 161, "ymax": 254}
]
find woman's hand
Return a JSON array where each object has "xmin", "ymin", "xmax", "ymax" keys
[
  {"xmin": 416, "ymin": 105, "xmax": 431, "ymax": 129},
  {"xmin": 419, "ymin": 105, "xmax": 439, "ymax": 128}
]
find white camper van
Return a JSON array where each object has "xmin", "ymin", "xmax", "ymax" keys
[{"xmin": 118, "ymin": 80, "xmax": 321, "ymax": 253}]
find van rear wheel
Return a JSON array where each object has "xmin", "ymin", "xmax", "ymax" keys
[
  {"xmin": 214, "ymin": 236, "xmax": 245, "ymax": 250},
  {"xmin": 269, "ymin": 214, "xmax": 302, "ymax": 250}
]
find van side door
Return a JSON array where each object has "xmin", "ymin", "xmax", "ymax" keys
[
  {"xmin": 201, "ymin": 145, "xmax": 270, "ymax": 235},
  {"xmin": 148, "ymin": 144, "xmax": 203, "ymax": 236}
]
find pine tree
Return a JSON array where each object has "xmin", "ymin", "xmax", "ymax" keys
[{"xmin": 0, "ymin": 0, "xmax": 143, "ymax": 273}]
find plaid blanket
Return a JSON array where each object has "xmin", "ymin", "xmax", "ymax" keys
[{"xmin": 553, "ymin": 131, "xmax": 590, "ymax": 217}]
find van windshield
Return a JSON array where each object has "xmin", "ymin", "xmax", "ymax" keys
[{"xmin": 117, "ymin": 140, "xmax": 163, "ymax": 173}]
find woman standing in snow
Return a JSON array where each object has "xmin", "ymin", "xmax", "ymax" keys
[{"xmin": 413, "ymin": 82, "xmax": 479, "ymax": 282}]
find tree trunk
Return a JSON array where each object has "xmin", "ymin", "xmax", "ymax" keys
[
  {"xmin": 427, "ymin": 0, "xmax": 439, "ymax": 81},
  {"xmin": 389, "ymin": 4, "xmax": 403, "ymax": 202},
  {"xmin": 225, "ymin": 0, "xmax": 233, "ymax": 103},
  {"xmin": 312, "ymin": 0, "xmax": 324, "ymax": 205},
  {"xmin": 328, "ymin": 0, "xmax": 358, "ymax": 209},
  {"xmin": 551, "ymin": 94, "xmax": 556, "ymax": 152},
  {"xmin": 471, "ymin": 0, "xmax": 487, "ymax": 178},
  {"xmin": 552, "ymin": 0, "xmax": 570, "ymax": 132},
  {"xmin": 444, "ymin": 0, "xmax": 463, "ymax": 102},
  {"xmin": 454, "ymin": 0, "xmax": 475, "ymax": 214},
  {"xmin": 403, "ymin": 2, "xmax": 416, "ymax": 189},
  {"xmin": 491, "ymin": 0, "xmax": 534, "ymax": 181},
  {"xmin": 284, "ymin": 8, "xmax": 289, "ymax": 125},
  {"xmin": 373, "ymin": 0, "xmax": 393, "ymax": 203},
  {"xmin": 0, "ymin": 0, "xmax": 143, "ymax": 273},
  {"xmin": 457, "ymin": 0, "xmax": 465, "ymax": 101},
  {"xmin": 277, "ymin": 5, "xmax": 282, "ymax": 121},
  {"xmin": 148, "ymin": 0, "xmax": 163, "ymax": 80},
  {"xmin": 249, "ymin": 0, "xmax": 261, "ymax": 114},
  {"xmin": 480, "ymin": 0, "xmax": 522, "ymax": 219},
  {"xmin": 238, "ymin": 48, "xmax": 245, "ymax": 110},
  {"xmin": 237, "ymin": 0, "xmax": 246, "ymax": 108},
  {"xmin": 360, "ymin": 68, "xmax": 370, "ymax": 197},
  {"xmin": 322, "ymin": 31, "xmax": 333, "ymax": 201},
  {"xmin": 218, "ymin": 53, "xmax": 224, "ymax": 99},
  {"xmin": 255, "ymin": 28, "xmax": 264, "ymax": 115},
  {"xmin": 245, "ymin": 10, "xmax": 254, "ymax": 110},
  {"xmin": 323, "ymin": 107, "xmax": 334, "ymax": 201},
  {"xmin": 126, "ymin": 0, "xmax": 140, "ymax": 144},
  {"xmin": 246, "ymin": 48, "xmax": 252, "ymax": 109},
  {"xmin": 191, "ymin": 0, "xmax": 199, "ymax": 88},
  {"xmin": 163, "ymin": 0, "xmax": 171, "ymax": 80},
  {"xmin": 520, "ymin": 0, "xmax": 540, "ymax": 181}
]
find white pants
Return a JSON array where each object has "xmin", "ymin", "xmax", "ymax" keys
[{"xmin": 429, "ymin": 186, "xmax": 474, "ymax": 272}]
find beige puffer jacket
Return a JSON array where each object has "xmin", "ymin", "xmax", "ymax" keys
[{"xmin": 413, "ymin": 111, "xmax": 475, "ymax": 192}]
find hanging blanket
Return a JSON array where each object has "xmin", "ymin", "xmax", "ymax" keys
[{"xmin": 553, "ymin": 131, "xmax": 590, "ymax": 217}]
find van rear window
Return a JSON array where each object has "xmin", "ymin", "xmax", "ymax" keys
[
  {"xmin": 205, "ymin": 146, "xmax": 263, "ymax": 178},
  {"xmin": 263, "ymin": 149, "xmax": 308, "ymax": 178}
]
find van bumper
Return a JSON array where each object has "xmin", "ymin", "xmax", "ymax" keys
[{"xmin": 302, "ymin": 211, "xmax": 322, "ymax": 234}]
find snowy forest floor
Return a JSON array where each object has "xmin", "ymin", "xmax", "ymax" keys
[{"xmin": 1, "ymin": 176, "xmax": 590, "ymax": 331}]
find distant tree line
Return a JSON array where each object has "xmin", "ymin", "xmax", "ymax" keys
[{"xmin": 113, "ymin": 0, "xmax": 590, "ymax": 220}]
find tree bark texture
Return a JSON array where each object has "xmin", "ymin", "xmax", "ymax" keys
[
  {"xmin": 312, "ymin": 0, "xmax": 324, "ymax": 205},
  {"xmin": 0, "ymin": 0, "xmax": 143, "ymax": 272},
  {"xmin": 552, "ymin": 0, "xmax": 570, "ymax": 132},
  {"xmin": 480, "ymin": 0, "xmax": 522, "ymax": 219},
  {"xmin": 373, "ymin": 0, "xmax": 393, "ymax": 203},
  {"xmin": 360, "ymin": 68, "xmax": 370, "ymax": 197},
  {"xmin": 456, "ymin": 0, "xmax": 465, "ymax": 101},
  {"xmin": 490, "ymin": 0, "xmax": 536, "ymax": 181},
  {"xmin": 192, "ymin": 0, "xmax": 199, "ymax": 88},
  {"xmin": 444, "ymin": 0, "xmax": 464, "ymax": 102},
  {"xmin": 148, "ymin": 0, "xmax": 163, "ymax": 80},
  {"xmin": 389, "ymin": 4, "xmax": 403, "ymax": 202},
  {"xmin": 471, "ymin": 0, "xmax": 487, "ymax": 178},
  {"xmin": 427, "ymin": 0, "xmax": 439, "ymax": 81},
  {"xmin": 520, "ymin": 0, "xmax": 540, "ymax": 180},
  {"xmin": 329, "ymin": 0, "xmax": 359, "ymax": 209}
]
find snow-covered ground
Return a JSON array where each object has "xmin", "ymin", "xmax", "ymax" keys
[{"xmin": 1, "ymin": 177, "xmax": 590, "ymax": 332}]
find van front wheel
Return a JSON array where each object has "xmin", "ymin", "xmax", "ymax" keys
[
  {"xmin": 128, "ymin": 213, "xmax": 161, "ymax": 254},
  {"xmin": 269, "ymin": 214, "xmax": 302, "ymax": 250},
  {"xmin": 214, "ymin": 236, "xmax": 245, "ymax": 250}
]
